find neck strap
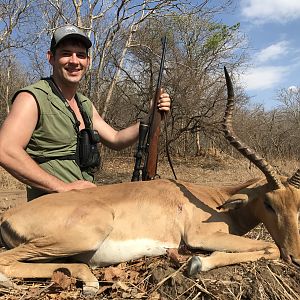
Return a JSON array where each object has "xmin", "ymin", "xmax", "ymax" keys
[{"xmin": 43, "ymin": 77, "xmax": 91, "ymax": 130}]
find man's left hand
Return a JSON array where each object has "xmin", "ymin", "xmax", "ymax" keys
[{"xmin": 158, "ymin": 92, "xmax": 171, "ymax": 112}]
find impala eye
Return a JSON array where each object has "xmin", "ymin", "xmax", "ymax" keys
[{"xmin": 264, "ymin": 199, "xmax": 275, "ymax": 212}]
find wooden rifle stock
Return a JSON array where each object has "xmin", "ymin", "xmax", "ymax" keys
[
  {"xmin": 142, "ymin": 36, "xmax": 167, "ymax": 180},
  {"xmin": 142, "ymin": 89, "xmax": 163, "ymax": 180}
]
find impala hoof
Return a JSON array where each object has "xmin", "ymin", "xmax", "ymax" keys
[
  {"xmin": 187, "ymin": 256, "xmax": 202, "ymax": 277},
  {"xmin": 83, "ymin": 283, "xmax": 99, "ymax": 295},
  {"xmin": 0, "ymin": 273, "xmax": 16, "ymax": 289}
]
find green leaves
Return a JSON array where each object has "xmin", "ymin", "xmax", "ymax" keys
[{"xmin": 204, "ymin": 23, "xmax": 240, "ymax": 52}]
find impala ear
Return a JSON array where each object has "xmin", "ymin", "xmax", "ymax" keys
[{"xmin": 217, "ymin": 194, "xmax": 249, "ymax": 211}]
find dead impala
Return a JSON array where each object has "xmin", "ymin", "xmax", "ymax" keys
[{"xmin": 0, "ymin": 68, "xmax": 299, "ymax": 295}]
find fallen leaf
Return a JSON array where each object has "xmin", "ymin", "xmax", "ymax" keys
[
  {"xmin": 166, "ymin": 248, "xmax": 188, "ymax": 266},
  {"xmin": 148, "ymin": 291, "xmax": 161, "ymax": 300},
  {"xmin": 98, "ymin": 285, "xmax": 111, "ymax": 294},
  {"xmin": 51, "ymin": 269, "xmax": 76, "ymax": 290},
  {"xmin": 128, "ymin": 270, "xmax": 140, "ymax": 282},
  {"xmin": 116, "ymin": 280, "xmax": 130, "ymax": 291},
  {"xmin": 104, "ymin": 266, "xmax": 126, "ymax": 281}
]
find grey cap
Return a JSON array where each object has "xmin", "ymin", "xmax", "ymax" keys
[{"xmin": 50, "ymin": 24, "xmax": 92, "ymax": 51}]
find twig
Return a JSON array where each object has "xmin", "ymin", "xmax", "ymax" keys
[
  {"xmin": 191, "ymin": 291, "xmax": 201, "ymax": 300},
  {"xmin": 186, "ymin": 277, "xmax": 218, "ymax": 299},
  {"xmin": 266, "ymin": 265, "xmax": 299, "ymax": 300},
  {"xmin": 175, "ymin": 282, "xmax": 198, "ymax": 300},
  {"xmin": 37, "ymin": 282, "xmax": 55, "ymax": 295},
  {"xmin": 151, "ymin": 262, "xmax": 187, "ymax": 292}
]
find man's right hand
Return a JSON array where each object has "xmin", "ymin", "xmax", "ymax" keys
[{"xmin": 59, "ymin": 180, "xmax": 97, "ymax": 192}]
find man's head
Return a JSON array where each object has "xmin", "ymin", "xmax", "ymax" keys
[
  {"xmin": 48, "ymin": 25, "xmax": 92, "ymax": 87},
  {"xmin": 50, "ymin": 24, "xmax": 92, "ymax": 54}
]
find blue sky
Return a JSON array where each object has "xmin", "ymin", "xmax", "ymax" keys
[{"xmin": 223, "ymin": 0, "xmax": 300, "ymax": 109}]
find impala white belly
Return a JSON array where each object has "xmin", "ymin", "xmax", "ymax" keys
[{"xmin": 87, "ymin": 239, "xmax": 178, "ymax": 267}]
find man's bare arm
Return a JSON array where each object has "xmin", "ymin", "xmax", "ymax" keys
[
  {"xmin": 0, "ymin": 92, "xmax": 95, "ymax": 192},
  {"xmin": 92, "ymin": 92, "xmax": 171, "ymax": 150}
]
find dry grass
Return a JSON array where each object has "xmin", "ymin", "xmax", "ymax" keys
[
  {"xmin": 1, "ymin": 254, "xmax": 299, "ymax": 300},
  {"xmin": 0, "ymin": 169, "xmax": 24, "ymax": 190}
]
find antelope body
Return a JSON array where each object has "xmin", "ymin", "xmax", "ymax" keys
[{"xmin": 0, "ymin": 68, "xmax": 299, "ymax": 295}]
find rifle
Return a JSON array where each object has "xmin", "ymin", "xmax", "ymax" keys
[
  {"xmin": 131, "ymin": 36, "xmax": 167, "ymax": 181},
  {"xmin": 131, "ymin": 121, "xmax": 149, "ymax": 181}
]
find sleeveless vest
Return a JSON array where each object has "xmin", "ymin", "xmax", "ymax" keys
[{"xmin": 12, "ymin": 79, "xmax": 94, "ymax": 200}]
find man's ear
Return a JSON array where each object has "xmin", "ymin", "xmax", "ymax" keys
[{"xmin": 47, "ymin": 50, "xmax": 54, "ymax": 66}]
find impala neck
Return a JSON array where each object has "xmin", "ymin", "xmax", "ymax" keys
[{"xmin": 228, "ymin": 208, "xmax": 261, "ymax": 235}]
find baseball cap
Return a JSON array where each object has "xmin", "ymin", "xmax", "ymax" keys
[{"xmin": 50, "ymin": 24, "xmax": 92, "ymax": 51}]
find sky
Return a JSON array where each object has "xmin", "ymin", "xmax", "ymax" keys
[{"xmin": 222, "ymin": 0, "xmax": 300, "ymax": 109}]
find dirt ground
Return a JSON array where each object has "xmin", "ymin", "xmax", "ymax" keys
[{"xmin": 0, "ymin": 155, "xmax": 299, "ymax": 300}]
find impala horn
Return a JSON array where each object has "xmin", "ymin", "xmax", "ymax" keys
[
  {"xmin": 223, "ymin": 67, "xmax": 284, "ymax": 190},
  {"xmin": 288, "ymin": 169, "xmax": 300, "ymax": 189}
]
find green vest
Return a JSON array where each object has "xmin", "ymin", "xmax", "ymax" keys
[{"xmin": 13, "ymin": 79, "xmax": 94, "ymax": 200}]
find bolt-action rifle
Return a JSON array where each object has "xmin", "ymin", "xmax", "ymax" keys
[{"xmin": 131, "ymin": 36, "xmax": 167, "ymax": 181}]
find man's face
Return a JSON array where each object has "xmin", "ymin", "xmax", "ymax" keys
[{"xmin": 48, "ymin": 39, "xmax": 90, "ymax": 86}]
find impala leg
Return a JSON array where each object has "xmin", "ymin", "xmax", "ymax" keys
[
  {"xmin": 0, "ymin": 243, "xmax": 100, "ymax": 294},
  {"xmin": 184, "ymin": 229, "xmax": 280, "ymax": 275},
  {"xmin": 0, "ymin": 245, "xmax": 99, "ymax": 295},
  {"xmin": 0, "ymin": 205, "xmax": 114, "ymax": 294},
  {"xmin": 0, "ymin": 227, "xmax": 112, "ymax": 295},
  {"xmin": 6, "ymin": 261, "xmax": 98, "ymax": 294},
  {"xmin": 187, "ymin": 248, "xmax": 279, "ymax": 276}
]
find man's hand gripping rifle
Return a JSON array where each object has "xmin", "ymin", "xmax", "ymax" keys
[{"xmin": 131, "ymin": 36, "xmax": 167, "ymax": 181}]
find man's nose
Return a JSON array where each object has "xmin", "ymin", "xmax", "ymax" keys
[{"xmin": 69, "ymin": 53, "xmax": 79, "ymax": 63}]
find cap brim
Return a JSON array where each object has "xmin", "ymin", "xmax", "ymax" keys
[
  {"xmin": 58, "ymin": 33, "xmax": 92, "ymax": 48},
  {"xmin": 55, "ymin": 33, "xmax": 92, "ymax": 49}
]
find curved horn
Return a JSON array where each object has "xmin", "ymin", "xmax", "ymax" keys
[
  {"xmin": 223, "ymin": 66, "xmax": 284, "ymax": 190},
  {"xmin": 288, "ymin": 169, "xmax": 300, "ymax": 189}
]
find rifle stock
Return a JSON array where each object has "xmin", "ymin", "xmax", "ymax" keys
[{"xmin": 142, "ymin": 89, "xmax": 163, "ymax": 180}]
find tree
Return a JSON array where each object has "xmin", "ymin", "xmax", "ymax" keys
[
  {"xmin": 275, "ymin": 87, "xmax": 300, "ymax": 159},
  {"xmin": 129, "ymin": 13, "xmax": 246, "ymax": 156},
  {"xmin": 0, "ymin": 0, "xmax": 36, "ymax": 115},
  {"xmin": 0, "ymin": 0, "xmax": 254, "ymax": 159}
]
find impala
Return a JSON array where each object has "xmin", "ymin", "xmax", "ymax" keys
[{"xmin": 0, "ymin": 68, "xmax": 299, "ymax": 295}]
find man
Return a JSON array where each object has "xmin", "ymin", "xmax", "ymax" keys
[{"xmin": 0, "ymin": 25, "xmax": 171, "ymax": 200}]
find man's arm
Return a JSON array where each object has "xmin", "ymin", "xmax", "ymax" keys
[
  {"xmin": 92, "ymin": 92, "xmax": 171, "ymax": 150},
  {"xmin": 0, "ymin": 92, "xmax": 96, "ymax": 193}
]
